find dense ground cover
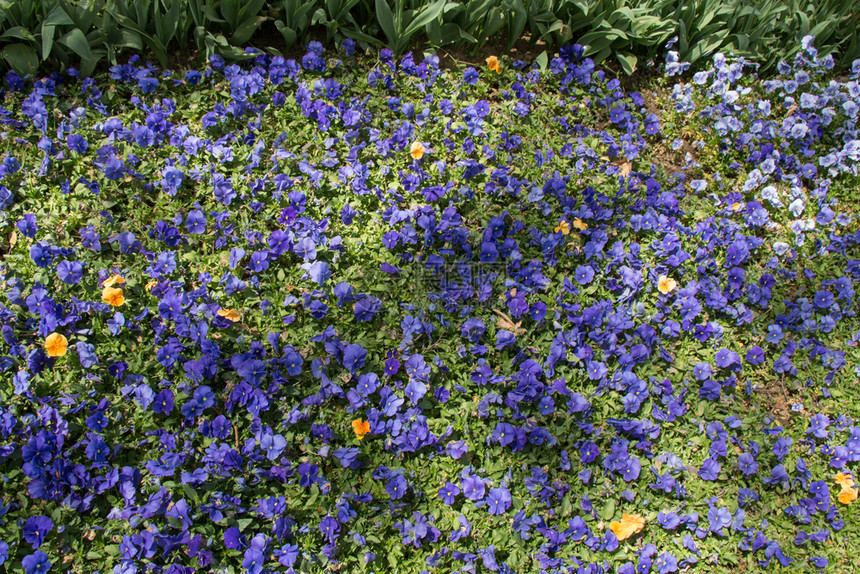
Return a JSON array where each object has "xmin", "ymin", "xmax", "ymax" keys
[{"xmin": 0, "ymin": 36, "xmax": 859, "ymax": 574}]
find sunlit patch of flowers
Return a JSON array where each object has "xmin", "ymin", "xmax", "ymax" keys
[{"xmin": 0, "ymin": 31, "xmax": 857, "ymax": 574}]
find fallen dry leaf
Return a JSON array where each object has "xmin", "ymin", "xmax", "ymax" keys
[{"xmin": 492, "ymin": 308, "xmax": 525, "ymax": 336}]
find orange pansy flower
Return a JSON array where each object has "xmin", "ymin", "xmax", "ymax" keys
[
  {"xmin": 217, "ymin": 309, "xmax": 241, "ymax": 322},
  {"xmin": 410, "ymin": 141, "xmax": 425, "ymax": 160},
  {"xmin": 838, "ymin": 487, "xmax": 858, "ymax": 504},
  {"xmin": 609, "ymin": 513, "xmax": 646, "ymax": 541},
  {"xmin": 102, "ymin": 286, "xmax": 125, "ymax": 307},
  {"xmin": 352, "ymin": 419, "xmax": 371, "ymax": 439},
  {"xmin": 555, "ymin": 220, "xmax": 570, "ymax": 235},
  {"xmin": 835, "ymin": 473, "xmax": 855, "ymax": 488},
  {"xmin": 486, "ymin": 56, "xmax": 500, "ymax": 73},
  {"xmin": 573, "ymin": 218, "xmax": 588, "ymax": 230},
  {"xmin": 45, "ymin": 332, "xmax": 68, "ymax": 357},
  {"xmin": 658, "ymin": 275, "xmax": 678, "ymax": 295},
  {"xmin": 103, "ymin": 273, "xmax": 125, "ymax": 287}
]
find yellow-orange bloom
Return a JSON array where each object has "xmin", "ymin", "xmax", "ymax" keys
[
  {"xmin": 838, "ymin": 487, "xmax": 858, "ymax": 504},
  {"xmin": 835, "ymin": 473, "xmax": 855, "ymax": 488},
  {"xmin": 352, "ymin": 419, "xmax": 371, "ymax": 439},
  {"xmin": 102, "ymin": 286, "xmax": 125, "ymax": 307},
  {"xmin": 45, "ymin": 332, "xmax": 68, "ymax": 357},
  {"xmin": 573, "ymin": 218, "xmax": 588, "ymax": 231},
  {"xmin": 555, "ymin": 220, "xmax": 570, "ymax": 235},
  {"xmin": 102, "ymin": 287, "xmax": 125, "ymax": 307},
  {"xmin": 658, "ymin": 275, "xmax": 678, "ymax": 295},
  {"xmin": 410, "ymin": 141, "xmax": 425, "ymax": 160},
  {"xmin": 217, "ymin": 309, "xmax": 241, "ymax": 322},
  {"xmin": 145, "ymin": 280, "xmax": 158, "ymax": 291},
  {"xmin": 486, "ymin": 56, "xmax": 500, "ymax": 73},
  {"xmin": 103, "ymin": 273, "xmax": 125, "ymax": 287},
  {"xmin": 609, "ymin": 513, "xmax": 645, "ymax": 541}
]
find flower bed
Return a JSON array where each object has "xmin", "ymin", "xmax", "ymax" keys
[{"xmin": 0, "ymin": 37, "xmax": 859, "ymax": 573}]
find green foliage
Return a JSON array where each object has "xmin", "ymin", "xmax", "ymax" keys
[
  {"xmin": 661, "ymin": 0, "xmax": 860, "ymax": 71},
  {"xmin": 568, "ymin": 0, "xmax": 675, "ymax": 74},
  {"xmin": 310, "ymin": 0, "xmax": 376, "ymax": 48},
  {"xmin": 107, "ymin": 0, "xmax": 189, "ymax": 67},
  {"xmin": 424, "ymin": 0, "xmax": 504, "ymax": 51},
  {"xmin": 0, "ymin": 0, "xmax": 858, "ymax": 75},
  {"xmin": 273, "ymin": 0, "xmax": 320, "ymax": 48},
  {"xmin": 375, "ymin": 0, "xmax": 447, "ymax": 55},
  {"xmin": 0, "ymin": 0, "xmax": 106, "ymax": 77}
]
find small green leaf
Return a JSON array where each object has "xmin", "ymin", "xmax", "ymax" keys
[
  {"xmin": 602, "ymin": 499, "xmax": 616, "ymax": 520},
  {"xmin": 535, "ymin": 50, "xmax": 548, "ymax": 72},
  {"xmin": 616, "ymin": 52, "xmax": 637, "ymax": 75}
]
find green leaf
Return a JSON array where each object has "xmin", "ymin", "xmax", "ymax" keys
[
  {"xmin": 230, "ymin": 15, "xmax": 265, "ymax": 45},
  {"xmin": 104, "ymin": 544, "xmax": 120, "ymax": 557},
  {"xmin": 616, "ymin": 52, "xmax": 637, "ymax": 75},
  {"xmin": 1, "ymin": 43, "xmax": 39, "ymax": 76},
  {"xmin": 58, "ymin": 27, "xmax": 93, "ymax": 60},
  {"xmin": 41, "ymin": 4, "xmax": 74, "ymax": 60},
  {"xmin": 183, "ymin": 483, "xmax": 201, "ymax": 502},
  {"xmin": 375, "ymin": 0, "xmax": 396, "ymax": 44},
  {"xmin": 402, "ymin": 0, "xmax": 446, "ymax": 37},
  {"xmin": 535, "ymin": 50, "xmax": 548, "ymax": 72},
  {"xmin": 341, "ymin": 26, "xmax": 382, "ymax": 45},
  {"xmin": 602, "ymin": 499, "xmax": 616, "ymax": 520},
  {"xmin": 221, "ymin": 0, "xmax": 240, "ymax": 30},
  {"xmin": 275, "ymin": 20, "xmax": 298, "ymax": 47},
  {"xmin": 1, "ymin": 26, "xmax": 39, "ymax": 44},
  {"xmin": 44, "ymin": 4, "xmax": 75, "ymax": 26},
  {"xmin": 41, "ymin": 25, "xmax": 56, "ymax": 61}
]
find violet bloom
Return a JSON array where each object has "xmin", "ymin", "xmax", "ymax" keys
[
  {"xmin": 493, "ymin": 422, "xmax": 516, "ymax": 447},
  {"xmin": 708, "ymin": 506, "xmax": 731, "ymax": 535},
  {"xmin": 56, "ymin": 260, "xmax": 83, "ymax": 284},
  {"xmin": 698, "ymin": 458, "xmax": 721, "ymax": 481},
  {"xmin": 746, "ymin": 346, "xmax": 765, "ymax": 365},
  {"xmin": 654, "ymin": 552, "xmax": 678, "ymax": 574},
  {"xmin": 575, "ymin": 265, "xmax": 595, "ymax": 285},
  {"xmin": 242, "ymin": 548, "xmax": 265, "ymax": 574},
  {"xmin": 22, "ymin": 551, "xmax": 51, "ymax": 574},
  {"xmin": 461, "ymin": 474, "xmax": 486, "ymax": 501},
  {"xmin": 386, "ymin": 474, "xmax": 407, "ymax": 500},
  {"xmin": 445, "ymin": 440, "xmax": 468, "ymax": 459},
  {"xmin": 714, "ymin": 348, "xmax": 740, "ymax": 369},
  {"xmin": 22, "ymin": 516, "xmax": 52, "ymax": 549},
  {"xmin": 692, "ymin": 362, "xmax": 712, "ymax": 381},
  {"xmin": 342, "ymin": 344, "xmax": 367, "ymax": 372},
  {"xmin": 185, "ymin": 210, "xmax": 206, "ymax": 234},
  {"xmin": 319, "ymin": 516, "xmax": 340, "ymax": 544},
  {"xmin": 738, "ymin": 453, "xmax": 759, "ymax": 476},
  {"xmin": 450, "ymin": 514, "xmax": 471, "ymax": 542},
  {"xmin": 486, "ymin": 487, "xmax": 512, "ymax": 515},
  {"xmin": 438, "ymin": 482, "xmax": 460, "ymax": 504}
]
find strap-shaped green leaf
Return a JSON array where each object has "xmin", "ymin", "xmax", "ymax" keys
[
  {"xmin": 402, "ymin": 0, "xmax": 445, "ymax": 37},
  {"xmin": 58, "ymin": 27, "xmax": 93, "ymax": 60},
  {"xmin": 375, "ymin": 0, "xmax": 397, "ymax": 43}
]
